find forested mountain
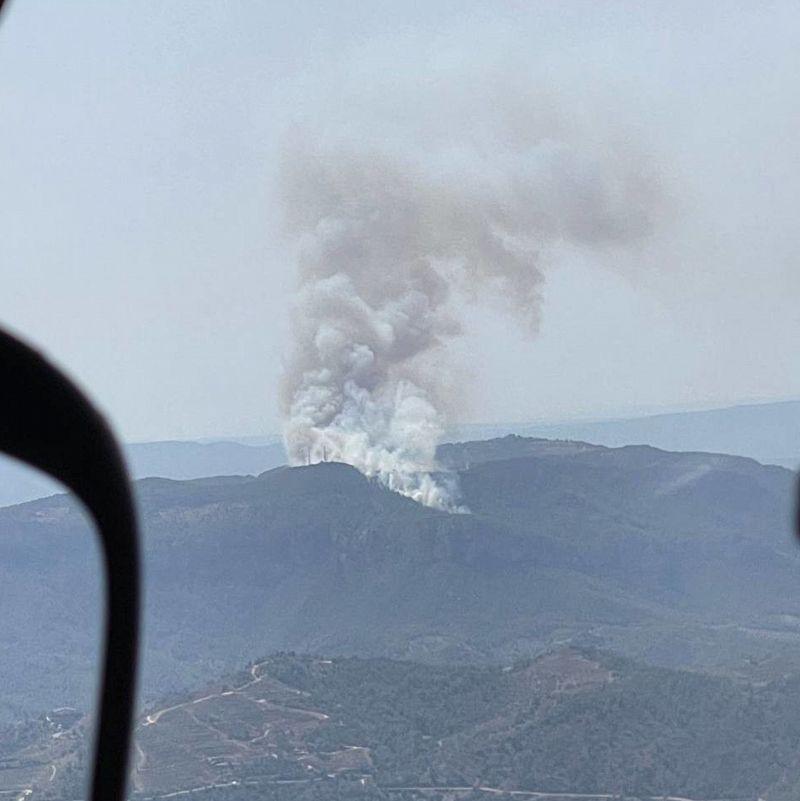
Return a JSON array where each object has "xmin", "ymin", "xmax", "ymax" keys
[{"xmin": 0, "ymin": 437, "xmax": 797, "ymax": 724}]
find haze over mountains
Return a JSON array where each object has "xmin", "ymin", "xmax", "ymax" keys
[
  {"xmin": 0, "ymin": 439, "xmax": 286, "ymax": 508},
  {"xmin": 0, "ymin": 399, "xmax": 797, "ymax": 509},
  {"xmin": 2, "ymin": 402, "xmax": 796, "ymax": 797},
  {"xmin": 1, "ymin": 424, "xmax": 798, "ymax": 800},
  {"xmin": 1, "ymin": 434, "xmax": 797, "ymax": 725},
  {"xmin": 448, "ymin": 399, "xmax": 800, "ymax": 471},
  {"xmin": 484, "ymin": 399, "xmax": 800, "ymax": 471}
]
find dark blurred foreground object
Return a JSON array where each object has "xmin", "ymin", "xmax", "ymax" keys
[{"xmin": 0, "ymin": 327, "xmax": 140, "ymax": 801}]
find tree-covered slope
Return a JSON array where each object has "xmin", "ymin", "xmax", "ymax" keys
[{"xmin": 16, "ymin": 649, "xmax": 800, "ymax": 801}]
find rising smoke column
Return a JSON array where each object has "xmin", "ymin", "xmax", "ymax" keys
[{"xmin": 280, "ymin": 125, "xmax": 661, "ymax": 510}]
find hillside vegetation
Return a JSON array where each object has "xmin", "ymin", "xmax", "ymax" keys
[{"xmin": 9, "ymin": 649, "xmax": 800, "ymax": 801}]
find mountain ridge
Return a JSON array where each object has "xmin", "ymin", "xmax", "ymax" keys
[{"xmin": 1, "ymin": 397, "xmax": 796, "ymax": 508}]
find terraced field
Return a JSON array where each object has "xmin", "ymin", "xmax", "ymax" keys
[
  {"xmin": 0, "ymin": 710, "xmax": 83, "ymax": 800},
  {"xmin": 133, "ymin": 659, "xmax": 369, "ymax": 797}
]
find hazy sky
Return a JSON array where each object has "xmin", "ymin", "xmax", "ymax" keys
[{"xmin": 1, "ymin": 1, "xmax": 798, "ymax": 442}]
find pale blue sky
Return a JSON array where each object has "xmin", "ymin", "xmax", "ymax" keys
[{"xmin": 1, "ymin": 1, "xmax": 798, "ymax": 441}]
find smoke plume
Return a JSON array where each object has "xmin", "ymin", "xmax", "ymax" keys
[{"xmin": 280, "ymin": 92, "xmax": 662, "ymax": 510}]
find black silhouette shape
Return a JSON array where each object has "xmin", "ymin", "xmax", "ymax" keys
[{"xmin": 0, "ymin": 327, "xmax": 140, "ymax": 801}]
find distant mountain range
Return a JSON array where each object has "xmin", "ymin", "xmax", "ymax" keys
[
  {"xmin": 0, "ymin": 438, "xmax": 286, "ymax": 507},
  {"xmin": 0, "ymin": 435, "xmax": 797, "ymax": 727},
  {"xmin": 2, "ymin": 398, "xmax": 796, "ymax": 509},
  {"xmin": 450, "ymin": 398, "xmax": 800, "ymax": 470}
]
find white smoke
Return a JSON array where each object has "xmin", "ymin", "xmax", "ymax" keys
[{"xmin": 280, "ymin": 84, "xmax": 663, "ymax": 510}]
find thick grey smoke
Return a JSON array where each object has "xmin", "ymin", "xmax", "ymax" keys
[{"xmin": 280, "ymin": 96, "xmax": 662, "ymax": 510}]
